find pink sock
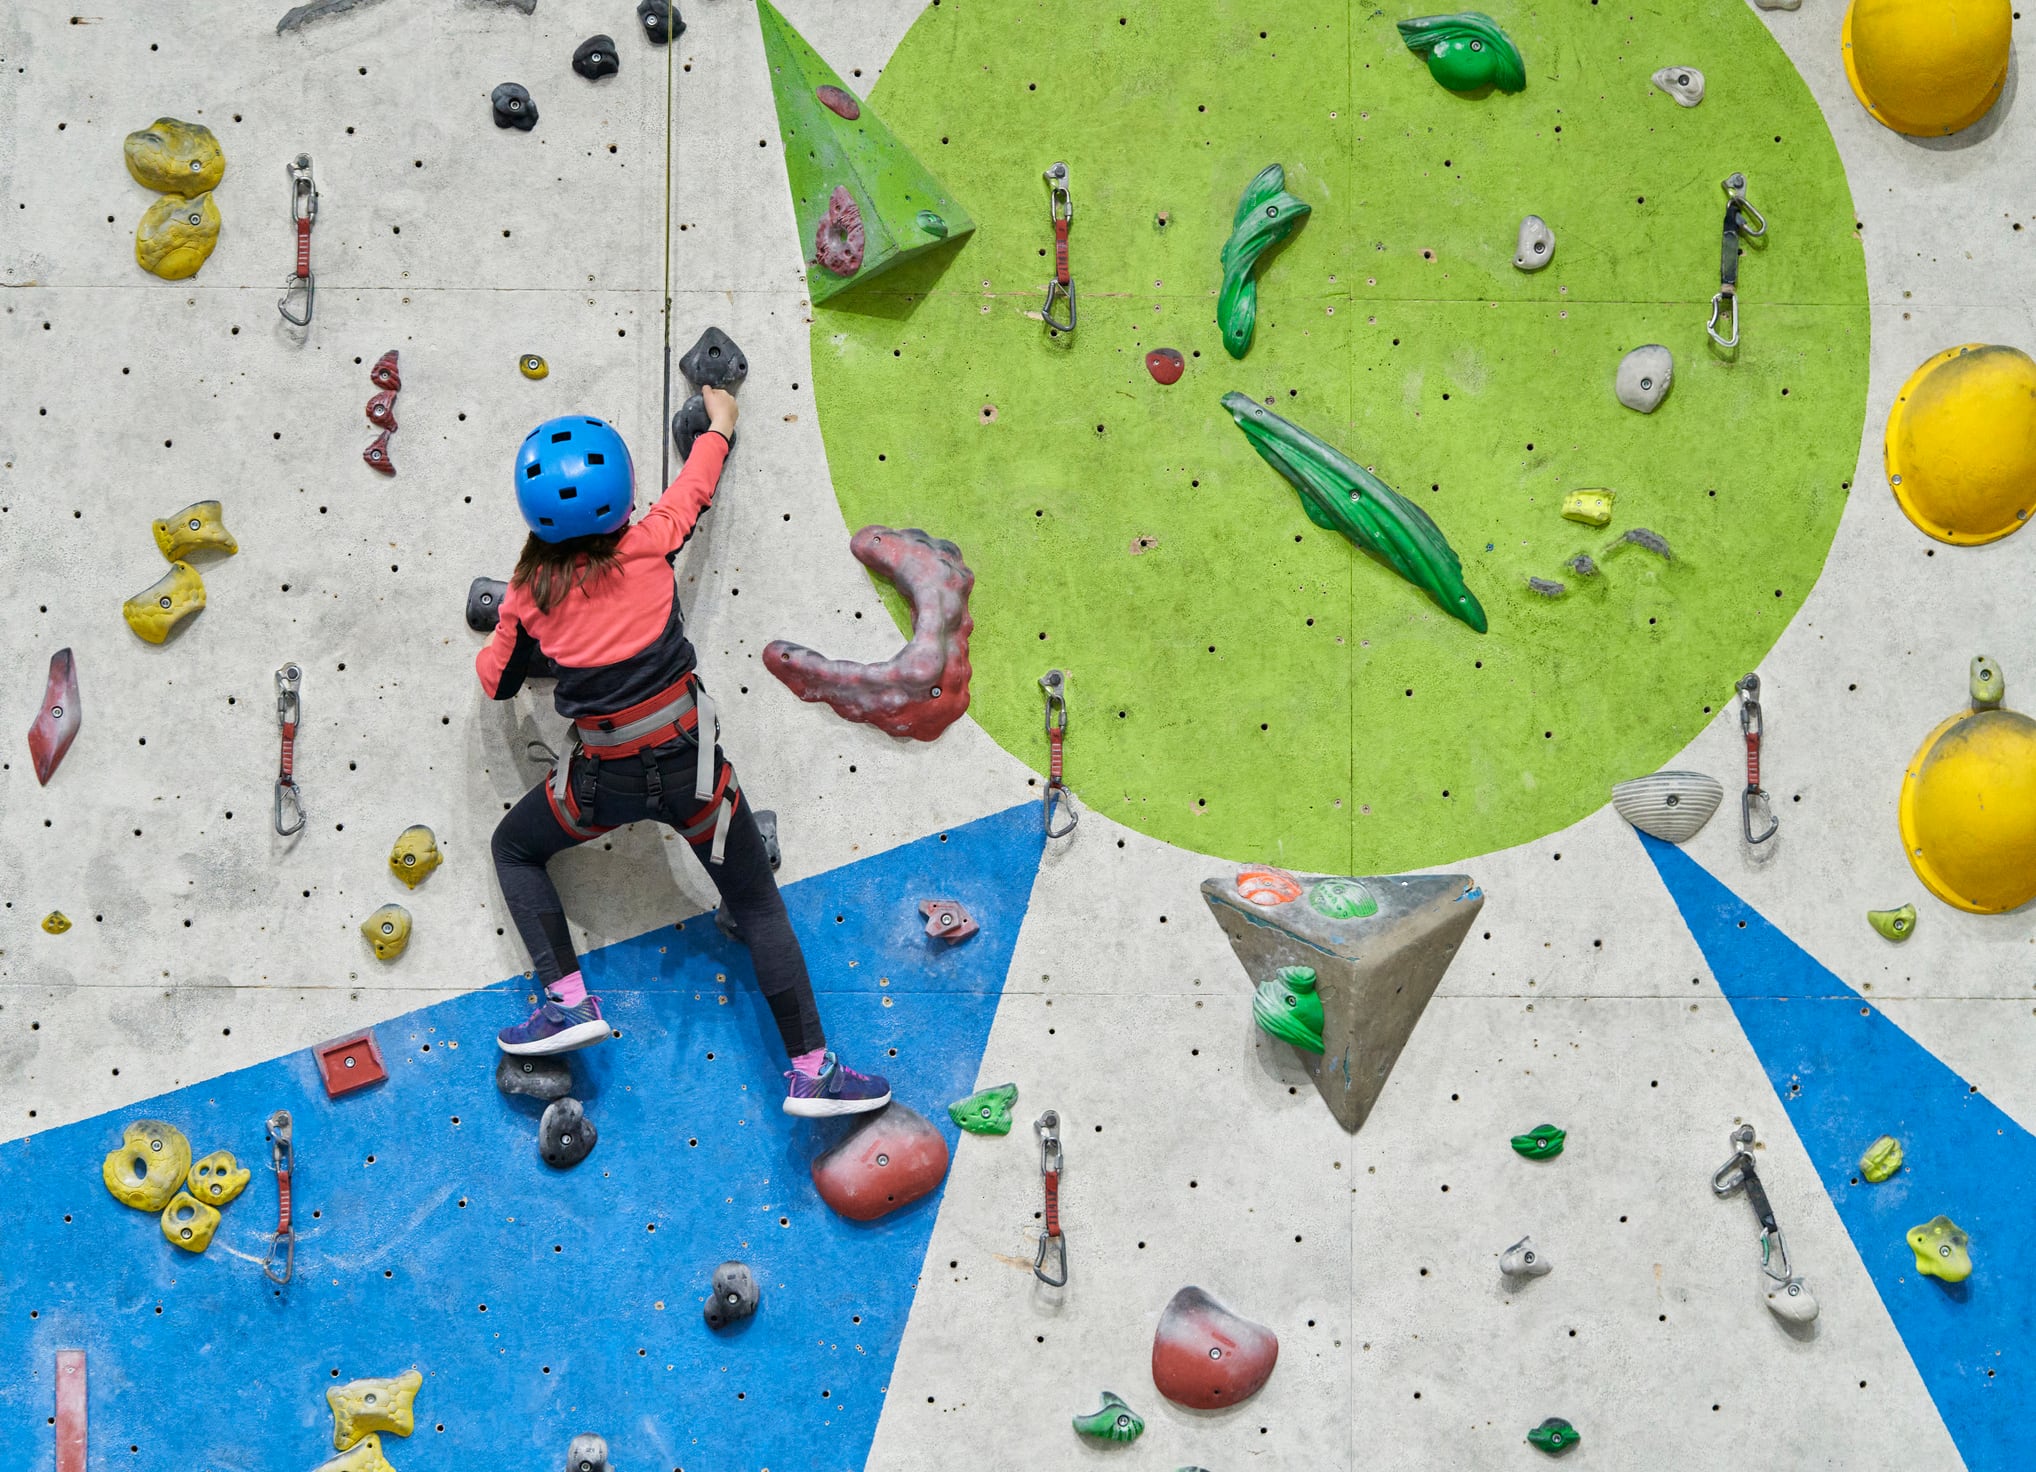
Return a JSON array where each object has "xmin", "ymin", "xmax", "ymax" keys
[
  {"xmin": 549, "ymin": 971, "xmax": 588, "ymax": 1007},
  {"xmin": 791, "ymin": 1047, "xmax": 828, "ymax": 1079}
]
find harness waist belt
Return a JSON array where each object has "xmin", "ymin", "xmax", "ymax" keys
[{"xmin": 570, "ymin": 671, "xmax": 720, "ymax": 799}]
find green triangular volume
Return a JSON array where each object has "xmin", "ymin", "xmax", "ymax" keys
[{"xmin": 755, "ymin": 0, "xmax": 975, "ymax": 303}]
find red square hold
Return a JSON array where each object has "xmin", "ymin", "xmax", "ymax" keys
[{"xmin": 316, "ymin": 1031, "xmax": 388, "ymax": 1097}]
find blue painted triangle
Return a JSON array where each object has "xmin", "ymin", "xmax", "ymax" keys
[
  {"xmin": 1638, "ymin": 832, "xmax": 2035, "ymax": 1472},
  {"xmin": 0, "ymin": 802, "xmax": 1044, "ymax": 1472}
]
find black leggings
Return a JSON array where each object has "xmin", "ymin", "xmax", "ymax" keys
[{"xmin": 490, "ymin": 741, "xmax": 827, "ymax": 1058}]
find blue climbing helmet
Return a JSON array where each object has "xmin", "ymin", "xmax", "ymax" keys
[{"xmin": 514, "ymin": 415, "xmax": 635, "ymax": 543}]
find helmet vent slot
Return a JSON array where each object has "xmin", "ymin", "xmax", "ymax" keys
[
  {"xmin": 524, "ymin": 464, "xmax": 542, "ymax": 480},
  {"xmin": 587, "ymin": 452, "xmax": 605, "ymax": 465},
  {"xmin": 551, "ymin": 430, "xmax": 572, "ymax": 444},
  {"xmin": 558, "ymin": 485, "xmax": 578, "ymax": 500}
]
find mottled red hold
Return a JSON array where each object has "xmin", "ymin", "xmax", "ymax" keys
[
  {"xmin": 810, "ymin": 1102, "xmax": 951, "ymax": 1221},
  {"xmin": 813, "ymin": 185, "xmax": 866, "ymax": 277},
  {"xmin": 1145, "ymin": 347, "xmax": 1186, "ymax": 385},
  {"xmin": 363, "ymin": 431, "xmax": 395, "ymax": 475},
  {"xmin": 369, "ymin": 349, "xmax": 401, "ymax": 392},
  {"xmin": 920, "ymin": 897, "xmax": 978, "ymax": 943},
  {"xmin": 28, "ymin": 647, "xmax": 80, "ymax": 786},
  {"xmin": 1151, "ymin": 1285, "xmax": 1279, "ymax": 1409},
  {"xmin": 366, "ymin": 389, "xmax": 398, "ymax": 430},
  {"xmin": 815, "ymin": 84, "xmax": 861, "ymax": 121}
]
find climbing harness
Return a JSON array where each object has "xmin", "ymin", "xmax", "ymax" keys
[
  {"xmin": 1737, "ymin": 672, "xmax": 1777, "ymax": 845},
  {"xmin": 273, "ymin": 664, "xmax": 305, "ymax": 836},
  {"xmin": 1712, "ymin": 1123, "xmax": 1815, "ymax": 1321},
  {"xmin": 277, "ymin": 154, "xmax": 317, "ymax": 326},
  {"xmin": 1033, "ymin": 1109, "xmax": 1067, "ymax": 1286},
  {"xmin": 263, "ymin": 1109, "xmax": 295, "ymax": 1286},
  {"xmin": 1706, "ymin": 172, "xmax": 1768, "ymax": 350},
  {"xmin": 550, "ymin": 671, "xmax": 742, "ymax": 863},
  {"xmin": 1041, "ymin": 161, "xmax": 1076, "ymax": 334},
  {"xmin": 1041, "ymin": 669, "xmax": 1077, "ymax": 838}
]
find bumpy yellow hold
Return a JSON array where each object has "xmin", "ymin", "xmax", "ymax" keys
[
  {"xmin": 328, "ymin": 1368, "xmax": 423, "ymax": 1450},
  {"xmin": 153, "ymin": 501, "xmax": 239, "ymax": 560},
  {"xmin": 187, "ymin": 1150, "xmax": 251, "ymax": 1206},
  {"xmin": 388, "ymin": 826, "xmax": 442, "ymax": 889},
  {"xmin": 42, "ymin": 911, "xmax": 72, "ymax": 934},
  {"xmin": 1561, "ymin": 489, "xmax": 1614, "ymax": 528},
  {"xmin": 160, "ymin": 1190, "xmax": 221, "ymax": 1253},
  {"xmin": 1843, "ymin": 0, "xmax": 2011, "ymax": 138},
  {"xmin": 1907, "ymin": 1214, "xmax": 1972, "ymax": 1282},
  {"xmin": 102, "ymin": 1120, "xmax": 193, "ymax": 1211},
  {"xmin": 362, "ymin": 904, "xmax": 412, "ymax": 961},
  {"xmin": 135, "ymin": 192, "xmax": 221, "ymax": 280},
  {"xmin": 124, "ymin": 118, "xmax": 226, "ymax": 194},
  {"xmin": 1885, "ymin": 344, "xmax": 2036, "ymax": 545},
  {"xmin": 122, "ymin": 560, "xmax": 206, "ymax": 643},
  {"xmin": 313, "ymin": 1434, "xmax": 399, "ymax": 1472},
  {"xmin": 1859, "ymin": 1135, "xmax": 1904, "ymax": 1183}
]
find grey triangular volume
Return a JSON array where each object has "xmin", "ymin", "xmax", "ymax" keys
[
  {"xmin": 1610, "ymin": 769, "xmax": 1723, "ymax": 844},
  {"xmin": 1201, "ymin": 871, "xmax": 1484, "ymax": 1132}
]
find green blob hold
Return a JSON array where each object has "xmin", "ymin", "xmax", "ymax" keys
[
  {"xmin": 915, "ymin": 209, "xmax": 948, "ymax": 238},
  {"xmin": 1859, "ymin": 1135, "xmax": 1904, "ymax": 1183},
  {"xmin": 946, "ymin": 1081, "xmax": 1018, "ymax": 1135},
  {"xmin": 1252, "ymin": 965, "xmax": 1326, "ymax": 1053},
  {"xmin": 1868, "ymin": 904, "xmax": 1917, "ymax": 941},
  {"xmin": 1072, "ymin": 1391, "xmax": 1143, "ymax": 1443},
  {"xmin": 1222, "ymin": 393, "xmax": 1488, "ymax": 634},
  {"xmin": 1907, "ymin": 1215, "xmax": 1971, "ymax": 1282},
  {"xmin": 1217, "ymin": 163, "xmax": 1312, "ymax": 359},
  {"xmin": 1512, "ymin": 1123, "xmax": 1565, "ymax": 1159},
  {"xmin": 1398, "ymin": 13, "xmax": 1528, "ymax": 94},
  {"xmin": 1527, "ymin": 1417, "xmax": 1579, "ymax": 1455},
  {"xmin": 1309, "ymin": 876, "xmax": 1379, "ymax": 920}
]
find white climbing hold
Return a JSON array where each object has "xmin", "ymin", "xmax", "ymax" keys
[
  {"xmin": 1753, "ymin": 0, "xmax": 1800, "ymax": 10},
  {"xmin": 1501, "ymin": 1235, "xmax": 1552, "ymax": 1278},
  {"xmin": 1615, "ymin": 343, "xmax": 1675, "ymax": 413},
  {"xmin": 1766, "ymin": 1274, "xmax": 1819, "ymax": 1324},
  {"xmin": 1612, "ymin": 770, "xmax": 1723, "ymax": 843},
  {"xmin": 1513, "ymin": 214, "xmax": 1555, "ymax": 272},
  {"xmin": 1651, "ymin": 65, "xmax": 1705, "ymax": 107}
]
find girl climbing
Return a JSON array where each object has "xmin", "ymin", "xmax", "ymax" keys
[{"xmin": 476, "ymin": 390, "xmax": 890, "ymax": 1118}]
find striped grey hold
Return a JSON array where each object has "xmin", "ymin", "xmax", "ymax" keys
[
  {"xmin": 1612, "ymin": 770, "xmax": 1725, "ymax": 843},
  {"xmin": 1501, "ymin": 1234, "xmax": 1552, "ymax": 1278}
]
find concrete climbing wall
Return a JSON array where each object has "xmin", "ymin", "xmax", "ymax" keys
[{"xmin": 1, "ymin": 3, "xmax": 2031, "ymax": 1470}]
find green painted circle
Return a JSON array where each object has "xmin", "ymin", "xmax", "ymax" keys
[{"xmin": 811, "ymin": 3, "xmax": 1866, "ymax": 872}]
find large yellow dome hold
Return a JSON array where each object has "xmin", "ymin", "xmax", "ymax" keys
[
  {"xmin": 1900, "ymin": 659, "xmax": 2036, "ymax": 914},
  {"xmin": 1885, "ymin": 344, "xmax": 2036, "ymax": 545},
  {"xmin": 1843, "ymin": 0, "xmax": 2012, "ymax": 136}
]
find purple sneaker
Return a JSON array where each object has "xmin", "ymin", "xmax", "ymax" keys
[
  {"xmin": 497, "ymin": 993, "xmax": 609, "ymax": 1055},
  {"xmin": 783, "ymin": 1051, "xmax": 892, "ymax": 1118}
]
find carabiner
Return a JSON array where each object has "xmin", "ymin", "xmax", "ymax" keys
[
  {"xmin": 1707, "ymin": 173, "xmax": 1765, "ymax": 351},
  {"xmin": 278, "ymin": 155, "xmax": 318, "ymax": 327},
  {"xmin": 1040, "ymin": 669, "xmax": 1077, "ymax": 838},
  {"xmin": 1041, "ymin": 162, "xmax": 1076, "ymax": 334},
  {"xmin": 1712, "ymin": 1122, "xmax": 1813, "ymax": 1318},
  {"xmin": 275, "ymin": 663, "xmax": 306, "ymax": 837},
  {"xmin": 263, "ymin": 1109, "xmax": 296, "ymax": 1286},
  {"xmin": 1737, "ymin": 672, "xmax": 1777, "ymax": 845},
  {"xmin": 1033, "ymin": 1109, "xmax": 1067, "ymax": 1286}
]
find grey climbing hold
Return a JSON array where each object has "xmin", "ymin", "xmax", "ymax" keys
[
  {"xmin": 1651, "ymin": 66, "xmax": 1705, "ymax": 107},
  {"xmin": 467, "ymin": 576, "xmax": 508, "ymax": 632},
  {"xmin": 638, "ymin": 0, "xmax": 684, "ymax": 44},
  {"xmin": 1612, "ymin": 770, "xmax": 1724, "ymax": 843},
  {"xmin": 574, "ymin": 36, "xmax": 620, "ymax": 81},
  {"xmin": 672, "ymin": 394, "xmax": 737, "ymax": 462},
  {"xmin": 1513, "ymin": 215, "xmax": 1555, "ymax": 272},
  {"xmin": 1501, "ymin": 1235, "xmax": 1552, "ymax": 1278},
  {"xmin": 564, "ymin": 1433, "xmax": 610, "ymax": 1472},
  {"xmin": 703, "ymin": 1259, "xmax": 760, "ymax": 1328},
  {"xmin": 1565, "ymin": 554, "xmax": 1598, "ymax": 578},
  {"xmin": 1753, "ymin": 0, "xmax": 1800, "ymax": 9},
  {"xmin": 1616, "ymin": 344, "xmax": 1674, "ymax": 413},
  {"xmin": 680, "ymin": 327, "xmax": 749, "ymax": 391},
  {"xmin": 1527, "ymin": 577, "xmax": 1566, "ymax": 598},
  {"xmin": 539, "ymin": 1097, "xmax": 598, "ymax": 1168},
  {"xmin": 496, "ymin": 1052, "xmax": 573, "ymax": 1102},
  {"xmin": 492, "ymin": 83, "xmax": 538, "ymax": 132},
  {"xmin": 276, "ymin": 0, "xmax": 386, "ymax": 34}
]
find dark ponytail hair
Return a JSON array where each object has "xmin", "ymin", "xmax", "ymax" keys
[{"xmin": 512, "ymin": 530, "xmax": 625, "ymax": 615}]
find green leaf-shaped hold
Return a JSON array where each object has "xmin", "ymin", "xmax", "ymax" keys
[
  {"xmin": 1867, "ymin": 904, "xmax": 1916, "ymax": 942},
  {"xmin": 1398, "ymin": 13, "xmax": 1528, "ymax": 94},
  {"xmin": 1512, "ymin": 1123, "xmax": 1566, "ymax": 1159},
  {"xmin": 1072, "ymin": 1390, "xmax": 1143, "ymax": 1443},
  {"xmin": 947, "ymin": 1081, "xmax": 1018, "ymax": 1135},
  {"xmin": 1527, "ymin": 1417, "xmax": 1580, "ymax": 1455},
  {"xmin": 1222, "ymin": 393, "xmax": 1488, "ymax": 634},
  {"xmin": 1217, "ymin": 163, "xmax": 1312, "ymax": 359},
  {"xmin": 1252, "ymin": 965, "xmax": 1325, "ymax": 1053},
  {"xmin": 755, "ymin": 0, "xmax": 974, "ymax": 303}
]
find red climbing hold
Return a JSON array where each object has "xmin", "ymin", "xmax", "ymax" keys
[
  {"xmin": 363, "ymin": 431, "xmax": 395, "ymax": 475},
  {"xmin": 919, "ymin": 898, "xmax": 978, "ymax": 943},
  {"xmin": 370, "ymin": 349, "xmax": 401, "ymax": 392},
  {"xmin": 810, "ymin": 1102, "xmax": 950, "ymax": 1221},
  {"xmin": 815, "ymin": 84, "xmax": 861, "ymax": 121},
  {"xmin": 28, "ymin": 647, "xmax": 80, "ymax": 786},
  {"xmin": 813, "ymin": 185, "xmax": 867, "ymax": 277},
  {"xmin": 366, "ymin": 389, "xmax": 399, "ymax": 430},
  {"xmin": 1150, "ymin": 1285, "xmax": 1279, "ymax": 1409},
  {"xmin": 764, "ymin": 526, "xmax": 973, "ymax": 741},
  {"xmin": 315, "ymin": 1030, "xmax": 387, "ymax": 1098},
  {"xmin": 1145, "ymin": 347, "xmax": 1185, "ymax": 385}
]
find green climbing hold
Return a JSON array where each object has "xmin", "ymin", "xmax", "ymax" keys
[
  {"xmin": 947, "ymin": 1082, "xmax": 1018, "ymax": 1136},
  {"xmin": 1252, "ymin": 965, "xmax": 1326, "ymax": 1054},
  {"xmin": 755, "ymin": 0, "xmax": 974, "ymax": 304},
  {"xmin": 1398, "ymin": 13, "xmax": 1528, "ymax": 94},
  {"xmin": 1222, "ymin": 393, "xmax": 1488, "ymax": 634},
  {"xmin": 1512, "ymin": 1123, "xmax": 1566, "ymax": 1159},
  {"xmin": 1868, "ymin": 904, "xmax": 1917, "ymax": 941},
  {"xmin": 1859, "ymin": 1135, "xmax": 1904, "ymax": 1183},
  {"xmin": 1072, "ymin": 1390, "xmax": 1144, "ymax": 1443},
  {"xmin": 1216, "ymin": 163, "xmax": 1311, "ymax": 360},
  {"xmin": 1308, "ymin": 876, "xmax": 1379, "ymax": 920},
  {"xmin": 1527, "ymin": 1417, "xmax": 1580, "ymax": 1455}
]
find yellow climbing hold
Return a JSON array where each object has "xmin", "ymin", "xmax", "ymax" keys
[
  {"xmin": 313, "ymin": 1433, "xmax": 399, "ymax": 1472},
  {"xmin": 1561, "ymin": 489, "xmax": 1614, "ymax": 528},
  {"xmin": 361, "ymin": 904, "xmax": 412, "ymax": 961},
  {"xmin": 153, "ymin": 500, "xmax": 239, "ymax": 560},
  {"xmin": 1907, "ymin": 1214, "xmax": 1971, "ymax": 1282},
  {"xmin": 1859, "ymin": 1135, "xmax": 1904, "ymax": 1183},
  {"xmin": 388, "ymin": 826, "xmax": 442, "ymax": 889},
  {"xmin": 187, "ymin": 1150, "xmax": 251, "ymax": 1207},
  {"xmin": 102, "ymin": 1120, "xmax": 193, "ymax": 1212},
  {"xmin": 41, "ymin": 911, "xmax": 71, "ymax": 935},
  {"xmin": 122, "ymin": 560, "xmax": 206, "ymax": 644},
  {"xmin": 160, "ymin": 1190, "xmax": 221, "ymax": 1253},
  {"xmin": 124, "ymin": 118, "xmax": 225, "ymax": 194},
  {"xmin": 1899, "ymin": 680, "xmax": 2036, "ymax": 913},
  {"xmin": 1885, "ymin": 344, "xmax": 2036, "ymax": 545},
  {"xmin": 1843, "ymin": 0, "xmax": 2011, "ymax": 138},
  {"xmin": 520, "ymin": 354, "xmax": 549, "ymax": 380},
  {"xmin": 328, "ymin": 1368, "xmax": 423, "ymax": 1450},
  {"xmin": 135, "ymin": 191, "xmax": 221, "ymax": 280}
]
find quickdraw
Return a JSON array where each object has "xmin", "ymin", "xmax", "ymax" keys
[
  {"xmin": 1706, "ymin": 172, "xmax": 1767, "ymax": 350},
  {"xmin": 1712, "ymin": 1123, "xmax": 1814, "ymax": 1319},
  {"xmin": 278, "ymin": 154, "xmax": 318, "ymax": 327},
  {"xmin": 1041, "ymin": 161, "xmax": 1076, "ymax": 334},
  {"xmin": 1737, "ymin": 672, "xmax": 1776, "ymax": 845},
  {"xmin": 1041, "ymin": 669, "xmax": 1076, "ymax": 838},
  {"xmin": 263, "ymin": 1109, "xmax": 295, "ymax": 1286},
  {"xmin": 274, "ymin": 664, "xmax": 305, "ymax": 836},
  {"xmin": 1033, "ymin": 1109, "xmax": 1067, "ymax": 1286}
]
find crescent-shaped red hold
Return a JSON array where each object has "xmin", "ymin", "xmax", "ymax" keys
[{"xmin": 28, "ymin": 647, "xmax": 81, "ymax": 786}]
